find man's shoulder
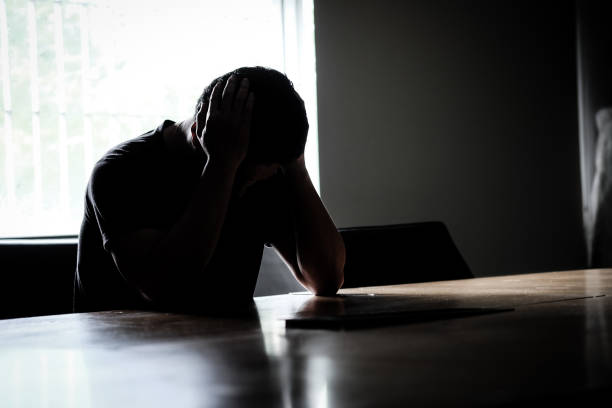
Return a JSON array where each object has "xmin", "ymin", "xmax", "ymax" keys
[
  {"xmin": 99, "ymin": 121, "xmax": 171, "ymax": 165},
  {"xmin": 87, "ymin": 121, "xmax": 173, "ymax": 196},
  {"xmin": 92, "ymin": 121, "xmax": 174, "ymax": 176}
]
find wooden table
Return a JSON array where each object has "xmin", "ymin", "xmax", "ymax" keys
[{"xmin": 1, "ymin": 269, "xmax": 611, "ymax": 407}]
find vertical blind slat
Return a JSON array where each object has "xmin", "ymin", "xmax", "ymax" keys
[
  {"xmin": 53, "ymin": 1, "xmax": 69, "ymax": 212},
  {"xmin": 0, "ymin": 0, "xmax": 15, "ymax": 207},
  {"xmin": 28, "ymin": 0, "xmax": 43, "ymax": 208},
  {"xmin": 80, "ymin": 4, "xmax": 93, "ymax": 169}
]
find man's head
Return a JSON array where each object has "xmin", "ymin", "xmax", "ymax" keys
[{"xmin": 195, "ymin": 66, "xmax": 309, "ymax": 166}]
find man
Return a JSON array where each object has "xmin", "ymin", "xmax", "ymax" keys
[{"xmin": 74, "ymin": 67, "xmax": 345, "ymax": 313}]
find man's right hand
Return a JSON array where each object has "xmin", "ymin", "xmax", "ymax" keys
[
  {"xmin": 195, "ymin": 75, "xmax": 255, "ymax": 169},
  {"xmin": 113, "ymin": 76, "xmax": 255, "ymax": 305}
]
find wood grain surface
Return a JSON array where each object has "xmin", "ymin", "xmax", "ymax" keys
[{"xmin": 1, "ymin": 269, "xmax": 611, "ymax": 407}]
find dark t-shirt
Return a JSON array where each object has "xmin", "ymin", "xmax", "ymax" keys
[{"xmin": 74, "ymin": 120, "xmax": 288, "ymax": 312}]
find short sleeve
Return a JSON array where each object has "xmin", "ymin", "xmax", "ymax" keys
[{"xmin": 87, "ymin": 161, "xmax": 142, "ymax": 252}]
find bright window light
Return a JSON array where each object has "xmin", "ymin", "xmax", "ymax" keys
[{"xmin": 0, "ymin": 0, "xmax": 318, "ymax": 238}]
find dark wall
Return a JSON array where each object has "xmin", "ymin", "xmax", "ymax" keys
[
  {"xmin": 0, "ymin": 240, "xmax": 76, "ymax": 319},
  {"xmin": 578, "ymin": 0, "xmax": 612, "ymax": 117},
  {"xmin": 315, "ymin": 0, "xmax": 586, "ymax": 276},
  {"xmin": 577, "ymin": 0, "xmax": 612, "ymax": 259}
]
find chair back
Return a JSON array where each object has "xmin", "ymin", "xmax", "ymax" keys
[{"xmin": 340, "ymin": 222, "xmax": 472, "ymax": 288}]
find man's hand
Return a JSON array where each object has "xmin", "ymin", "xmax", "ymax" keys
[
  {"xmin": 283, "ymin": 154, "xmax": 307, "ymax": 175},
  {"xmin": 195, "ymin": 75, "xmax": 255, "ymax": 168}
]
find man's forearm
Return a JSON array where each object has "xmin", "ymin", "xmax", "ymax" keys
[
  {"xmin": 142, "ymin": 158, "xmax": 239, "ymax": 300},
  {"xmin": 284, "ymin": 160, "xmax": 345, "ymax": 295}
]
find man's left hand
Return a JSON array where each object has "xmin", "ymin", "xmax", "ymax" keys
[{"xmin": 283, "ymin": 154, "xmax": 307, "ymax": 178}]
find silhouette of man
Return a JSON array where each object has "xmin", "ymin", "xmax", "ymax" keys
[{"xmin": 74, "ymin": 67, "xmax": 345, "ymax": 313}]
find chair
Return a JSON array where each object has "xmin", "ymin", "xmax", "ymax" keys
[
  {"xmin": 339, "ymin": 222, "xmax": 472, "ymax": 288},
  {"xmin": 0, "ymin": 238, "xmax": 77, "ymax": 319}
]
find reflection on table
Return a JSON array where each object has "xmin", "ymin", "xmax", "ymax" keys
[{"xmin": 0, "ymin": 269, "xmax": 611, "ymax": 407}]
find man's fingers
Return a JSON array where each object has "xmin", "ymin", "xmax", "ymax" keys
[
  {"xmin": 243, "ymin": 92, "xmax": 255, "ymax": 128},
  {"xmin": 195, "ymin": 99, "xmax": 208, "ymax": 137},
  {"xmin": 233, "ymin": 78, "xmax": 250, "ymax": 114},
  {"xmin": 197, "ymin": 99, "xmax": 208, "ymax": 116},
  {"xmin": 208, "ymin": 80, "xmax": 223, "ymax": 113},
  {"xmin": 221, "ymin": 75, "xmax": 239, "ymax": 113}
]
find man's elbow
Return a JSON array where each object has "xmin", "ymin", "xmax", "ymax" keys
[
  {"xmin": 308, "ymin": 259, "xmax": 345, "ymax": 296},
  {"xmin": 311, "ymin": 281, "xmax": 342, "ymax": 296}
]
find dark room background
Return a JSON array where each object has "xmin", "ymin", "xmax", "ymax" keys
[{"xmin": 314, "ymin": 0, "xmax": 588, "ymax": 278}]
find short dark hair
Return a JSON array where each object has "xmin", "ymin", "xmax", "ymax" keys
[{"xmin": 195, "ymin": 66, "xmax": 308, "ymax": 165}]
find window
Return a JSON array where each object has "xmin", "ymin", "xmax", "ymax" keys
[{"xmin": 0, "ymin": 0, "xmax": 318, "ymax": 238}]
